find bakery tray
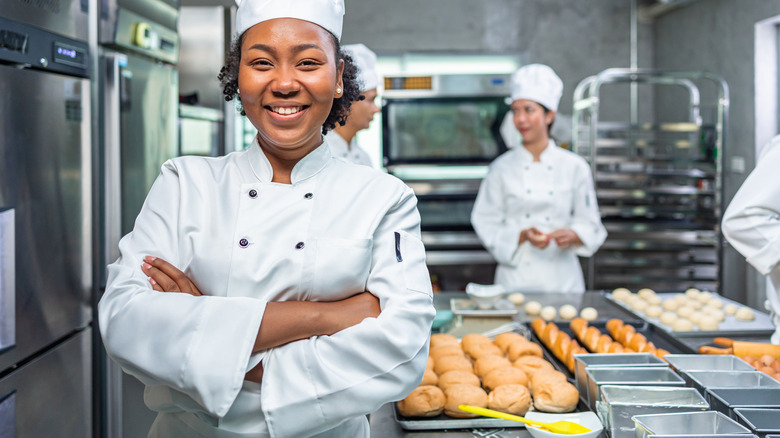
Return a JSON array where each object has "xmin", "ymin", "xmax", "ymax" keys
[
  {"xmin": 450, "ymin": 298, "xmax": 519, "ymax": 317},
  {"xmin": 393, "ymin": 404, "xmax": 526, "ymax": 431},
  {"xmin": 605, "ymin": 292, "xmax": 776, "ymax": 337}
]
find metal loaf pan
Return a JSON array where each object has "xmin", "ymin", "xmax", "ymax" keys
[
  {"xmin": 574, "ymin": 353, "xmax": 667, "ymax": 405},
  {"xmin": 596, "ymin": 385, "xmax": 708, "ymax": 437},
  {"xmin": 586, "ymin": 366, "xmax": 685, "ymax": 410},
  {"xmin": 683, "ymin": 371, "xmax": 780, "ymax": 395},
  {"xmin": 666, "ymin": 354, "xmax": 755, "ymax": 373},
  {"xmin": 733, "ymin": 408, "xmax": 780, "ymax": 438},
  {"xmin": 632, "ymin": 411, "xmax": 753, "ymax": 438},
  {"xmin": 706, "ymin": 388, "xmax": 780, "ymax": 420}
]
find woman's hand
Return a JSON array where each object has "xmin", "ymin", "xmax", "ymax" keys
[
  {"xmin": 141, "ymin": 256, "xmax": 202, "ymax": 296},
  {"xmin": 521, "ymin": 227, "xmax": 551, "ymax": 249},
  {"xmin": 549, "ymin": 229, "xmax": 582, "ymax": 248}
]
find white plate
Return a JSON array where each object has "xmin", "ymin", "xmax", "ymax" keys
[{"xmin": 524, "ymin": 411, "xmax": 603, "ymax": 438}]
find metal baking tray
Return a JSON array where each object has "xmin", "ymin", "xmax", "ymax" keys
[
  {"xmin": 706, "ymin": 388, "xmax": 780, "ymax": 420},
  {"xmin": 682, "ymin": 371, "xmax": 780, "ymax": 395},
  {"xmin": 606, "ymin": 292, "xmax": 776, "ymax": 337},
  {"xmin": 585, "ymin": 366, "xmax": 685, "ymax": 410},
  {"xmin": 633, "ymin": 411, "xmax": 753, "ymax": 438},
  {"xmin": 665, "ymin": 354, "xmax": 755, "ymax": 374},
  {"xmin": 393, "ymin": 404, "xmax": 526, "ymax": 431},
  {"xmin": 449, "ymin": 298, "xmax": 518, "ymax": 317},
  {"xmin": 573, "ymin": 353, "xmax": 667, "ymax": 408},
  {"xmin": 733, "ymin": 408, "xmax": 780, "ymax": 438}
]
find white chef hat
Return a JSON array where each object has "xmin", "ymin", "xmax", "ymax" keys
[
  {"xmin": 510, "ymin": 64, "xmax": 563, "ymax": 112},
  {"xmin": 235, "ymin": 0, "xmax": 345, "ymax": 41},
  {"xmin": 343, "ymin": 44, "xmax": 379, "ymax": 92}
]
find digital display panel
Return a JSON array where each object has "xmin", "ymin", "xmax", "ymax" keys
[{"xmin": 53, "ymin": 42, "xmax": 86, "ymax": 68}]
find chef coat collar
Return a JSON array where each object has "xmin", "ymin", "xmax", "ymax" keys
[
  {"xmin": 518, "ymin": 139, "xmax": 558, "ymax": 164},
  {"xmin": 247, "ymin": 136, "xmax": 331, "ymax": 184}
]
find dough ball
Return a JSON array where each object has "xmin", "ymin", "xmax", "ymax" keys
[
  {"xmin": 612, "ymin": 288, "xmax": 632, "ymax": 301},
  {"xmin": 646, "ymin": 295, "xmax": 662, "ymax": 306},
  {"xmin": 688, "ymin": 311, "xmax": 704, "ymax": 325},
  {"xmin": 512, "ymin": 356, "xmax": 555, "ymax": 379},
  {"xmin": 443, "ymin": 384, "xmax": 488, "ymax": 418},
  {"xmin": 533, "ymin": 379, "xmax": 579, "ymax": 413},
  {"xmin": 674, "ymin": 294, "xmax": 690, "ymax": 304},
  {"xmin": 421, "ymin": 369, "xmax": 439, "ymax": 386},
  {"xmin": 687, "ymin": 300, "xmax": 703, "ymax": 310},
  {"xmin": 736, "ymin": 307, "xmax": 755, "ymax": 321},
  {"xmin": 482, "ymin": 367, "xmax": 529, "ymax": 391},
  {"xmin": 525, "ymin": 301, "xmax": 542, "ymax": 316},
  {"xmin": 507, "ymin": 340, "xmax": 543, "ymax": 361},
  {"xmin": 466, "ymin": 342, "xmax": 504, "ymax": 360},
  {"xmin": 430, "ymin": 344, "xmax": 465, "ymax": 361},
  {"xmin": 662, "ymin": 299, "xmax": 679, "ymax": 311},
  {"xmin": 540, "ymin": 306, "xmax": 557, "ymax": 321},
  {"xmin": 673, "ymin": 318, "xmax": 694, "ymax": 332},
  {"xmin": 397, "ymin": 385, "xmax": 446, "ymax": 417},
  {"xmin": 430, "ymin": 333, "xmax": 460, "ymax": 349},
  {"xmin": 507, "ymin": 293, "xmax": 525, "ymax": 305},
  {"xmin": 559, "ymin": 304, "xmax": 578, "ymax": 320},
  {"xmin": 638, "ymin": 288, "xmax": 656, "ymax": 300},
  {"xmin": 437, "ymin": 370, "xmax": 480, "ymax": 391},
  {"xmin": 645, "ymin": 305, "xmax": 663, "ymax": 318},
  {"xmin": 660, "ymin": 312, "xmax": 678, "ymax": 325},
  {"xmin": 696, "ymin": 291, "xmax": 713, "ymax": 303},
  {"xmin": 677, "ymin": 305, "xmax": 695, "ymax": 318},
  {"xmin": 698, "ymin": 315, "xmax": 719, "ymax": 331},
  {"xmin": 580, "ymin": 307, "xmax": 598, "ymax": 321},
  {"xmin": 708, "ymin": 309, "xmax": 725, "ymax": 322},
  {"xmin": 493, "ymin": 332, "xmax": 526, "ymax": 353},
  {"xmin": 625, "ymin": 294, "xmax": 643, "ymax": 306},
  {"xmin": 685, "ymin": 288, "xmax": 701, "ymax": 299},
  {"xmin": 724, "ymin": 303, "xmax": 739, "ymax": 315},
  {"xmin": 709, "ymin": 299, "xmax": 724, "ymax": 309},
  {"xmin": 488, "ymin": 384, "xmax": 531, "ymax": 416},
  {"xmin": 632, "ymin": 300, "xmax": 649, "ymax": 312},
  {"xmin": 434, "ymin": 355, "xmax": 473, "ymax": 375},
  {"xmin": 474, "ymin": 355, "xmax": 512, "ymax": 378}
]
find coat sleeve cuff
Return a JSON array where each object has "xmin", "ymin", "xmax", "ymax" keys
[
  {"xmin": 571, "ymin": 223, "xmax": 606, "ymax": 257},
  {"xmin": 493, "ymin": 227, "xmax": 522, "ymax": 265},
  {"xmin": 746, "ymin": 233, "xmax": 780, "ymax": 275}
]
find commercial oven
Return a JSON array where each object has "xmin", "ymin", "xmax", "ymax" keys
[{"xmin": 382, "ymin": 73, "xmax": 512, "ymax": 291}]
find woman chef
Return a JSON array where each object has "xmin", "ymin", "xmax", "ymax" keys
[
  {"xmin": 722, "ymin": 134, "xmax": 780, "ymax": 344},
  {"xmin": 98, "ymin": 1, "xmax": 436, "ymax": 436},
  {"xmin": 325, "ymin": 43, "xmax": 380, "ymax": 166},
  {"xmin": 471, "ymin": 64, "xmax": 606, "ymax": 293}
]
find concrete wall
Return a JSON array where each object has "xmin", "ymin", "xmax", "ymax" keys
[{"xmin": 654, "ymin": 1, "xmax": 780, "ymax": 307}]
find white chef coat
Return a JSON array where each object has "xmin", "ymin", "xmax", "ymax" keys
[
  {"xmin": 471, "ymin": 140, "xmax": 607, "ymax": 293},
  {"xmin": 722, "ymin": 134, "xmax": 780, "ymax": 343},
  {"xmin": 324, "ymin": 131, "xmax": 373, "ymax": 167},
  {"xmin": 98, "ymin": 137, "xmax": 436, "ymax": 437}
]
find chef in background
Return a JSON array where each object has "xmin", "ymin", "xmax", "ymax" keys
[
  {"xmin": 722, "ymin": 134, "xmax": 780, "ymax": 343},
  {"xmin": 325, "ymin": 43, "xmax": 380, "ymax": 166},
  {"xmin": 471, "ymin": 64, "xmax": 607, "ymax": 293}
]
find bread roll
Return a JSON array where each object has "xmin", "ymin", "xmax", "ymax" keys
[
  {"xmin": 443, "ymin": 384, "xmax": 488, "ymax": 418},
  {"xmin": 474, "ymin": 355, "xmax": 512, "ymax": 378},
  {"xmin": 434, "ymin": 355, "xmax": 473, "ymax": 375},
  {"xmin": 525, "ymin": 301, "xmax": 542, "ymax": 316},
  {"xmin": 461, "ymin": 333, "xmax": 493, "ymax": 352},
  {"xmin": 487, "ymin": 384, "xmax": 531, "ymax": 416},
  {"xmin": 533, "ymin": 379, "xmax": 579, "ymax": 413},
  {"xmin": 507, "ymin": 340, "xmax": 543, "ymax": 361},
  {"xmin": 430, "ymin": 344, "xmax": 465, "ymax": 361},
  {"xmin": 530, "ymin": 370, "xmax": 567, "ymax": 393},
  {"xmin": 397, "ymin": 385, "xmax": 446, "ymax": 417},
  {"xmin": 467, "ymin": 342, "xmax": 504, "ymax": 360},
  {"xmin": 580, "ymin": 307, "xmax": 598, "ymax": 321},
  {"xmin": 540, "ymin": 306, "xmax": 557, "ymax": 321},
  {"xmin": 421, "ymin": 369, "xmax": 438, "ymax": 386},
  {"xmin": 426, "ymin": 356, "xmax": 434, "ymax": 371},
  {"xmin": 493, "ymin": 332, "xmax": 526, "ymax": 353},
  {"xmin": 437, "ymin": 370, "xmax": 480, "ymax": 391},
  {"xmin": 430, "ymin": 333, "xmax": 460, "ymax": 348},
  {"xmin": 559, "ymin": 304, "xmax": 578, "ymax": 320},
  {"xmin": 482, "ymin": 367, "xmax": 528, "ymax": 391},
  {"xmin": 513, "ymin": 356, "xmax": 554, "ymax": 378}
]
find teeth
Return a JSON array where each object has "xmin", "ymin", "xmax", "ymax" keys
[{"xmin": 271, "ymin": 107, "xmax": 302, "ymax": 115}]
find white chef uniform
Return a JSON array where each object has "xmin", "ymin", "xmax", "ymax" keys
[
  {"xmin": 324, "ymin": 131, "xmax": 373, "ymax": 166},
  {"xmin": 722, "ymin": 134, "xmax": 780, "ymax": 343},
  {"xmin": 99, "ymin": 137, "xmax": 436, "ymax": 437},
  {"xmin": 471, "ymin": 139, "xmax": 607, "ymax": 293}
]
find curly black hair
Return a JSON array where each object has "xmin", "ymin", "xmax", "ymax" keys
[{"xmin": 218, "ymin": 31, "xmax": 362, "ymax": 135}]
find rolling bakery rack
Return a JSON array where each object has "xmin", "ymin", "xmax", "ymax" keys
[{"xmin": 572, "ymin": 68, "xmax": 729, "ymax": 293}]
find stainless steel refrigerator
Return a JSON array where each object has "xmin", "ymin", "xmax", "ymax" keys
[
  {"xmin": 0, "ymin": 5, "xmax": 93, "ymax": 437},
  {"xmin": 97, "ymin": 0, "xmax": 180, "ymax": 436}
]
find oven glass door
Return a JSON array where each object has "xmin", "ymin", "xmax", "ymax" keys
[{"xmin": 382, "ymin": 97, "xmax": 510, "ymax": 165}]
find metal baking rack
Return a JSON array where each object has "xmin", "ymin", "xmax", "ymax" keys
[{"xmin": 572, "ymin": 68, "xmax": 729, "ymax": 293}]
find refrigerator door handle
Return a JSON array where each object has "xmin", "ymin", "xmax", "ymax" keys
[
  {"xmin": 102, "ymin": 53, "xmax": 127, "ymax": 266},
  {"xmin": 0, "ymin": 208, "xmax": 15, "ymax": 355}
]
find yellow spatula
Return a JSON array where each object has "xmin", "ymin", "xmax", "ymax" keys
[{"xmin": 458, "ymin": 405, "xmax": 591, "ymax": 434}]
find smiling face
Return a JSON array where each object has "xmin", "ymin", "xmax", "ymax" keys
[
  {"xmin": 511, "ymin": 99, "xmax": 555, "ymax": 146},
  {"xmin": 238, "ymin": 18, "xmax": 344, "ymax": 161}
]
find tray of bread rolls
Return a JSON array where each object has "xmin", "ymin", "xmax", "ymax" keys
[
  {"xmin": 394, "ymin": 332, "xmax": 586, "ymax": 430},
  {"xmin": 607, "ymin": 288, "xmax": 776, "ymax": 337}
]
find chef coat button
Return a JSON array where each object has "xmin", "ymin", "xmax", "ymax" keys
[
  {"xmin": 239, "ymin": 238, "xmax": 249, "ymax": 248},
  {"xmin": 304, "ymin": 192, "xmax": 313, "ymax": 199},
  {"xmin": 527, "ymin": 189, "xmax": 531, "ymax": 194},
  {"xmin": 524, "ymin": 165, "xmax": 529, "ymax": 171},
  {"xmin": 548, "ymin": 165, "xmax": 552, "ymax": 171},
  {"xmin": 295, "ymin": 241, "xmax": 305, "ymax": 249},
  {"xmin": 549, "ymin": 191, "xmax": 554, "ymax": 196},
  {"xmin": 248, "ymin": 189, "xmax": 258, "ymax": 198},
  {"xmin": 545, "ymin": 217, "xmax": 550, "ymax": 221},
  {"xmin": 525, "ymin": 213, "xmax": 530, "ymax": 218}
]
